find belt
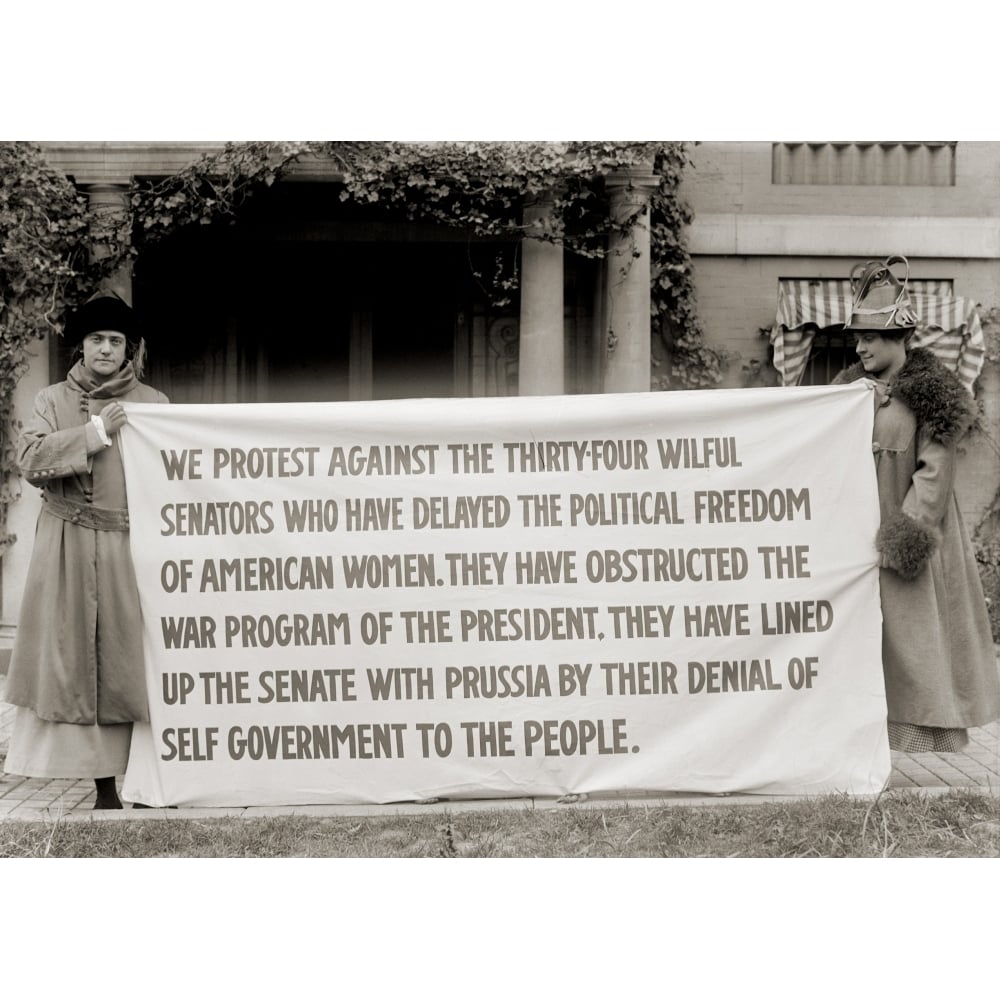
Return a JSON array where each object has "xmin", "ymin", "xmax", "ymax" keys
[{"xmin": 42, "ymin": 492, "xmax": 130, "ymax": 531}]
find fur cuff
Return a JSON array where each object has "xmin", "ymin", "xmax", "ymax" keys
[{"xmin": 876, "ymin": 512, "xmax": 938, "ymax": 581}]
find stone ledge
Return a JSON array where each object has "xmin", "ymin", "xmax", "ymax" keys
[
  {"xmin": 689, "ymin": 213, "xmax": 1000, "ymax": 258},
  {"xmin": 38, "ymin": 142, "xmax": 349, "ymax": 185}
]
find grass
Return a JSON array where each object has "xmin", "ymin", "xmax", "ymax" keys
[{"xmin": 1, "ymin": 788, "xmax": 997, "ymax": 858}]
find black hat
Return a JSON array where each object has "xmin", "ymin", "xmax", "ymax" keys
[
  {"xmin": 64, "ymin": 293, "xmax": 139, "ymax": 345},
  {"xmin": 844, "ymin": 255, "xmax": 917, "ymax": 334}
]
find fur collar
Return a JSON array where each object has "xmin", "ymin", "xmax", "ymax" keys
[{"xmin": 834, "ymin": 346, "xmax": 976, "ymax": 444}]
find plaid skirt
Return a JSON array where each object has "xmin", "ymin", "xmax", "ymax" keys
[{"xmin": 888, "ymin": 721, "xmax": 969, "ymax": 753}]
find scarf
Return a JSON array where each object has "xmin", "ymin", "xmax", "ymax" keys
[{"xmin": 67, "ymin": 359, "xmax": 140, "ymax": 400}]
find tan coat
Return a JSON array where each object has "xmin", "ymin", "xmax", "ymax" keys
[
  {"xmin": 835, "ymin": 348, "xmax": 1000, "ymax": 728},
  {"xmin": 5, "ymin": 361, "xmax": 168, "ymax": 724}
]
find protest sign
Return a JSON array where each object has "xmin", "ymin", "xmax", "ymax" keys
[{"xmin": 120, "ymin": 382, "xmax": 889, "ymax": 806}]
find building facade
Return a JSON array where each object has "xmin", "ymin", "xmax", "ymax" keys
[
  {"xmin": 1, "ymin": 140, "xmax": 997, "ymax": 665},
  {"xmin": 681, "ymin": 141, "xmax": 999, "ymax": 532}
]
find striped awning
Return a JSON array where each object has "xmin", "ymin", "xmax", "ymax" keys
[{"xmin": 770, "ymin": 278, "xmax": 985, "ymax": 393}]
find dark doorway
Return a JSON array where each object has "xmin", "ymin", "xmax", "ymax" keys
[
  {"xmin": 131, "ymin": 233, "xmax": 494, "ymax": 404},
  {"xmin": 371, "ymin": 248, "xmax": 459, "ymax": 400}
]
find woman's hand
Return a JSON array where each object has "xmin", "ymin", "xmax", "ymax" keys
[{"xmin": 100, "ymin": 402, "xmax": 128, "ymax": 436}]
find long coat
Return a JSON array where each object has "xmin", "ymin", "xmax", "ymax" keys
[
  {"xmin": 835, "ymin": 347, "xmax": 1000, "ymax": 728},
  {"xmin": 5, "ymin": 361, "xmax": 168, "ymax": 725}
]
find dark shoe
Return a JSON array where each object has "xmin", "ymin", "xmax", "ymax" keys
[{"xmin": 93, "ymin": 776, "xmax": 123, "ymax": 809}]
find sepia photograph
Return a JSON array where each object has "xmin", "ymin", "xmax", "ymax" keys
[{"xmin": 1, "ymin": 3, "xmax": 997, "ymax": 996}]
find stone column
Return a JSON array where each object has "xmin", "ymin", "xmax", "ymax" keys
[
  {"xmin": 518, "ymin": 195, "xmax": 564, "ymax": 395},
  {"xmin": 81, "ymin": 183, "xmax": 133, "ymax": 301},
  {"xmin": 602, "ymin": 166, "xmax": 659, "ymax": 393},
  {"xmin": 349, "ymin": 307, "xmax": 374, "ymax": 401}
]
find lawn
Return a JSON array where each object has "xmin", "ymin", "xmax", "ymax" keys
[{"xmin": 1, "ymin": 788, "xmax": 997, "ymax": 857}]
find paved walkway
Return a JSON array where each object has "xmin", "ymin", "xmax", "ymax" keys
[{"xmin": 1, "ymin": 674, "xmax": 997, "ymax": 822}]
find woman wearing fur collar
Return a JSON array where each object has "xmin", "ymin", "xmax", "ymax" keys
[{"xmin": 834, "ymin": 257, "xmax": 1000, "ymax": 753}]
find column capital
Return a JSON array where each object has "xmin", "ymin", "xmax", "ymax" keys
[
  {"xmin": 79, "ymin": 182, "xmax": 132, "ymax": 215},
  {"xmin": 605, "ymin": 166, "xmax": 660, "ymax": 195},
  {"xmin": 78, "ymin": 181, "xmax": 131, "ymax": 193},
  {"xmin": 521, "ymin": 186, "xmax": 566, "ymax": 242}
]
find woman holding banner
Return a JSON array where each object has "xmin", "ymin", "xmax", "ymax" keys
[
  {"xmin": 834, "ymin": 256, "xmax": 1000, "ymax": 752},
  {"xmin": 3, "ymin": 293, "xmax": 169, "ymax": 808}
]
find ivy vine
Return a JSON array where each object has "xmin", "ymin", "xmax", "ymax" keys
[
  {"xmin": 648, "ymin": 145, "xmax": 725, "ymax": 388},
  {"xmin": 0, "ymin": 145, "xmax": 92, "ymax": 549},
  {"xmin": 0, "ymin": 140, "xmax": 722, "ymax": 553}
]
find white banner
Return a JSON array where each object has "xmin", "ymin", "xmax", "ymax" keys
[{"xmin": 119, "ymin": 383, "xmax": 889, "ymax": 806}]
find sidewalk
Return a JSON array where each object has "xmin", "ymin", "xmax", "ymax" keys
[{"xmin": 2, "ymin": 674, "xmax": 997, "ymax": 822}]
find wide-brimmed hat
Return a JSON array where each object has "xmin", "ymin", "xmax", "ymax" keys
[
  {"xmin": 844, "ymin": 255, "xmax": 917, "ymax": 334},
  {"xmin": 64, "ymin": 292, "xmax": 139, "ymax": 344}
]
